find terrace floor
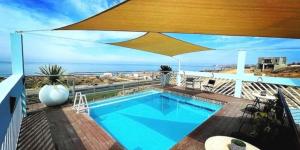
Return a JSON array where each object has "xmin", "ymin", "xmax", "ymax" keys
[
  {"xmin": 165, "ymin": 86, "xmax": 251, "ymax": 150},
  {"xmin": 17, "ymin": 104, "xmax": 123, "ymax": 150},
  {"xmin": 18, "ymin": 86, "xmax": 254, "ymax": 150}
]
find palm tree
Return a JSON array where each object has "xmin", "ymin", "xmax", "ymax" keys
[
  {"xmin": 160, "ymin": 65, "xmax": 172, "ymax": 74},
  {"xmin": 39, "ymin": 65, "xmax": 65, "ymax": 85}
]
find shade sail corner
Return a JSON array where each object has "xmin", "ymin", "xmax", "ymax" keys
[{"xmin": 108, "ymin": 32, "xmax": 211, "ymax": 56}]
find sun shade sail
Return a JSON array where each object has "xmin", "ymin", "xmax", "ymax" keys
[
  {"xmin": 108, "ymin": 32, "xmax": 211, "ymax": 56},
  {"xmin": 57, "ymin": 0, "xmax": 300, "ymax": 39}
]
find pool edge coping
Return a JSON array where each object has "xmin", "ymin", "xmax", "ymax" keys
[{"xmin": 87, "ymin": 87, "xmax": 226, "ymax": 149}]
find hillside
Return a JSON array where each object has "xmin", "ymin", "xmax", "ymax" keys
[
  {"xmin": 271, "ymin": 66, "xmax": 300, "ymax": 78},
  {"xmin": 219, "ymin": 66, "xmax": 300, "ymax": 78}
]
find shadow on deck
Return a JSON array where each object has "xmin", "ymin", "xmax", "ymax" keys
[
  {"xmin": 17, "ymin": 104, "xmax": 123, "ymax": 150},
  {"xmin": 17, "ymin": 110, "xmax": 56, "ymax": 150}
]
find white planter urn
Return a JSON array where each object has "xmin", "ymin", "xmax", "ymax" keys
[
  {"xmin": 39, "ymin": 85, "xmax": 69, "ymax": 106},
  {"xmin": 160, "ymin": 73, "xmax": 171, "ymax": 87}
]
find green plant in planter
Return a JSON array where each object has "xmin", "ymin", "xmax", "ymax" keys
[
  {"xmin": 39, "ymin": 64, "xmax": 65, "ymax": 85},
  {"xmin": 250, "ymin": 111, "xmax": 281, "ymax": 139},
  {"xmin": 231, "ymin": 139, "xmax": 246, "ymax": 150},
  {"xmin": 38, "ymin": 65, "xmax": 69, "ymax": 106},
  {"xmin": 231, "ymin": 139, "xmax": 246, "ymax": 147},
  {"xmin": 160, "ymin": 65, "xmax": 172, "ymax": 74},
  {"xmin": 159, "ymin": 65, "xmax": 172, "ymax": 87}
]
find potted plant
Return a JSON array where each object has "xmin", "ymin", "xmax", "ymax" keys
[
  {"xmin": 230, "ymin": 139, "xmax": 246, "ymax": 150},
  {"xmin": 38, "ymin": 65, "xmax": 69, "ymax": 106},
  {"xmin": 159, "ymin": 65, "xmax": 172, "ymax": 87}
]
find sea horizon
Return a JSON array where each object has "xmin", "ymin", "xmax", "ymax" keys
[{"xmin": 0, "ymin": 61, "xmax": 229, "ymax": 76}]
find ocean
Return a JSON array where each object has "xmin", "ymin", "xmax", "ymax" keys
[{"xmin": 0, "ymin": 62, "xmax": 220, "ymax": 77}]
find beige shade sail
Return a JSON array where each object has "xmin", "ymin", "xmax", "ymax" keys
[
  {"xmin": 57, "ymin": 0, "xmax": 300, "ymax": 39},
  {"xmin": 108, "ymin": 32, "xmax": 211, "ymax": 56}
]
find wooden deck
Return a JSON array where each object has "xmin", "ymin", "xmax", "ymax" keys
[
  {"xmin": 164, "ymin": 87, "xmax": 252, "ymax": 150},
  {"xmin": 18, "ymin": 104, "xmax": 123, "ymax": 150},
  {"xmin": 18, "ymin": 87, "xmax": 253, "ymax": 150}
]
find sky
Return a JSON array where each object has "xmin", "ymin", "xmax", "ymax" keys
[{"xmin": 0, "ymin": 0, "xmax": 300, "ymax": 67}]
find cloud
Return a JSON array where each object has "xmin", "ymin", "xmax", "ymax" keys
[
  {"xmin": 22, "ymin": 33, "xmax": 163, "ymax": 64},
  {"xmin": 65, "ymin": 0, "xmax": 123, "ymax": 17},
  {"xmin": 0, "ymin": 0, "xmax": 161, "ymax": 64}
]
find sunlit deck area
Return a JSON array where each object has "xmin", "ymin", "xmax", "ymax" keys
[
  {"xmin": 17, "ymin": 87, "xmax": 251, "ymax": 150},
  {"xmin": 14, "ymin": 85, "xmax": 297, "ymax": 150}
]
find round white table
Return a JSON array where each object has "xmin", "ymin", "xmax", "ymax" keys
[
  {"xmin": 252, "ymin": 92, "xmax": 277, "ymax": 101},
  {"xmin": 205, "ymin": 136, "xmax": 260, "ymax": 150},
  {"xmin": 252, "ymin": 92, "xmax": 277, "ymax": 109}
]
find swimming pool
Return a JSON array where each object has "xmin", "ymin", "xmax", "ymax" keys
[{"xmin": 89, "ymin": 90, "xmax": 222, "ymax": 150}]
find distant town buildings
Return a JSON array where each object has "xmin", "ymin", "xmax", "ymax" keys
[
  {"xmin": 102, "ymin": 73, "xmax": 113, "ymax": 77},
  {"xmin": 257, "ymin": 57, "xmax": 287, "ymax": 71}
]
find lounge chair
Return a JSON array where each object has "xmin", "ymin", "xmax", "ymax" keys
[
  {"xmin": 185, "ymin": 77, "xmax": 196, "ymax": 89},
  {"xmin": 185, "ymin": 77, "xmax": 202, "ymax": 89},
  {"xmin": 238, "ymin": 96, "xmax": 278, "ymax": 132},
  {"xmin": 203, "ymin": 79, "xmax": 215, "ymax": 92}
]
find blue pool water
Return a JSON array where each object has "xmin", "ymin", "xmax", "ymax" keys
[{"xmin": 89, "ymin": 90, "xmax": 222, "ymax": 150}]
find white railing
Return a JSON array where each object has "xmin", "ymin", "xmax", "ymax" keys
[
  {"xmin": 242, "ymin": 81, "xmax": 300, "ymax": 108},
  {"xmin": 0, "ymin": 75, "xmax": 25, "ymax": 150},
  {"xmin": 1, "ymin": 95, "xmax": 22, "ymax": 150},
  {"xmin": 180, "ymin": 71, "xmax": 300, "ymax": 107}
]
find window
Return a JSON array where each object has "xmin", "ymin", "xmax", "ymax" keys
[{"xmin": 264, "ymin": 59, "xmax": 272, "ymax": 63}]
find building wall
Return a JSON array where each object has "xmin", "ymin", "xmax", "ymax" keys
[{"xmin": 257, "ymin": 57, "xmax": 287, "ymax": 71}]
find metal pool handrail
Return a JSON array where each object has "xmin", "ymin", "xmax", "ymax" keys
[{"xmin": 278, "ymin": 89, "xmax": 300, "ymax": 149}]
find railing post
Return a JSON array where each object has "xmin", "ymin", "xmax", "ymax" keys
[
  {"xmin": 72, "ymin": 76, "xmax": 75, "ymax": 100},
  {"xmin": 151, "ymin": 72, "xmax": 154, "ymax": 87},
  {"xmin": 176, "ymin": 58, "xmax": 182, "ymax": 86},
  {"xmin": 93, "ymin": 86, "xmax": 96, "ymax": 102},
  {"xmin": 234, "ymin": 50, "xmax": 246, "ymax": 98},
  {"xmin": 137, "ymin": 77, "xmax": 140, "ymax": 91},
  {"xmin": 11, "ymin": 33, "xmax": 24, "ymax": 75},
  {"xmin": 122, "ymin": 84, "xmax": 125, "ymax": 95},
  {"xmin": 11, "ymin": 32, "xmax": 26, "ymax": 116}
]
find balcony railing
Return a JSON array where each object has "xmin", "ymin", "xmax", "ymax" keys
[
  {"xmin": 181, "ymin": 71, "xmax": 300, "ymax": 102},
  {"xmin": 0, "ymin": 75, "xmax": 24, "ymax": 150},
  {"xmin": 24, "ymin": 71, "xmax": 179, "ymax": 106},
  {"xmin": 1, "ymin": 69, "xmax": 300, "ymax": 150}
]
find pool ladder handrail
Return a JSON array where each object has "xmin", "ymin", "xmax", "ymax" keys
[{"xmin": 73, "ymin": 92, "xmax": 89, "ymax": 114}]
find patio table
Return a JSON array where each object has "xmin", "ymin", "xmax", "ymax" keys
[
  {"xmin": 252, "ymin": 92, "xmax": 277, "ymax": 109},
  {"xmin": 205, "ymin": 136, "xmax": 260, "ymax": 150}
]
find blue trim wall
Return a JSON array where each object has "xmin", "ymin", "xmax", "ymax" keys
[
  {"xmin": 0, "ymin": 32, "xmax": 25, "ymax": 147},
  {"xmin": 0, "ymin": 75, "xmax": 24, "ymax": 145}
]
